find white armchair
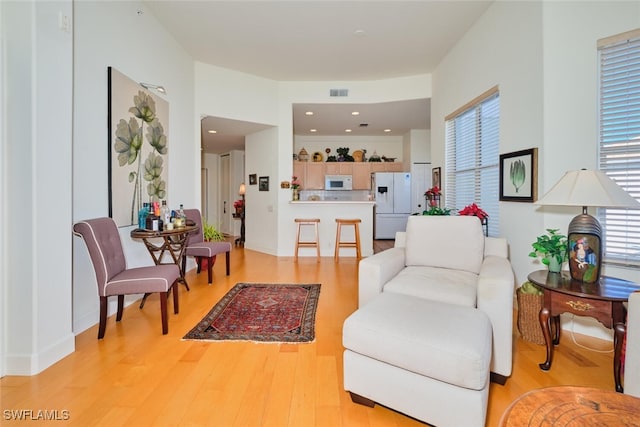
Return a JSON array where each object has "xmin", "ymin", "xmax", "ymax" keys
[
  {"xmin": 624, "ymin": 291, "xmax": 640, "ymax": 397},
  {"xmin": 358, "ymin": 215, "xmax": 515, "ymax": 382}
]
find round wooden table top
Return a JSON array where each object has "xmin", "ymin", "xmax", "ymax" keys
[{"xmin": 500, "ymin": 386, "xmax": 640, "ymax": 426}]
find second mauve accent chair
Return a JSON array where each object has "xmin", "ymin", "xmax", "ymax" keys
[
  {"xmin": 182, "ymin": 209, "xmax": 231, "ymax": 284},
  {"xmin": 73, "ymin": 217, "xmax": 180, "ymax": 339}
]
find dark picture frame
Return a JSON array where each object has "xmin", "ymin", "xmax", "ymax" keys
[
  {"xmin": 249, "ymin": 174, "xmax": 257, "ymax": 185},
  {"xmin": 259, "ymin": 176, "xmax": 269, "ymax": 191},
  {"xmin": 499, "ymin": 148, "xmax": 537, "ymax": 202},
  {"xmin": 432, "ymin": 167, "xmax": 441, "ymax": 189}
]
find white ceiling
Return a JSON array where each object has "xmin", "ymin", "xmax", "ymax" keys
[{"xmin": 144, "ymin": 1, "xmax": 493, "ymax": 153}]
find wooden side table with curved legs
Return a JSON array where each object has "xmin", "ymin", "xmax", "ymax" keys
[{"xmin": 527, "ymin": 269, "xmax": 640, "ymax": 393}]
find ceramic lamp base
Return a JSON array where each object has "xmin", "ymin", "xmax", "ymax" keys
[{"xmin": 567, "ymin": 213, "xmax": 602, "ymax": 283}]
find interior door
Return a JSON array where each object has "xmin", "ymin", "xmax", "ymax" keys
[{"xmin": 220, "ymin": 154, "xmax": 230, "ymax": 234}]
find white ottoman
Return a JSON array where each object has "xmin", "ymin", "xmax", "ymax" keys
[{"xmin": 343, "ymin": 292, "xmax": 492, "ymax": 427}]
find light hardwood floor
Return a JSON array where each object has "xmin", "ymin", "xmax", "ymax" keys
[{"xmin": 1, "ymin": 240, "xmax": 619, "ymax": 426}]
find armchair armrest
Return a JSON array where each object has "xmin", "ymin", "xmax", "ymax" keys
[
  {"xmin": 485, "ymin": 237, "xmax": 508, "ymax": 258},
  {"xmin": 358, "ymin": 247, "xmax": 406, "ymax": 307},
  {"xmin": 477, "ymin": 255, "xmax": 515, "ymax": 378},
  {"xmin": 394, "ymin": 231, "xmax": 407, "ymax": 248},
  {"xmin": 624, "ymin": 291, "xmax": 640, "ymax": 397}
]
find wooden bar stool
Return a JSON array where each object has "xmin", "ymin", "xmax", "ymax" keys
[
  {"xmin": 294, "ymin": 218, "xmax": 321, "ymax": 261},
  {"xmin": 334, "ymin": 218, "xmax": 362, "ymax": 261}
]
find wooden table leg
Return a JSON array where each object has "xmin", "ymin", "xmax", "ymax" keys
[
  {"xmin": 614, "ymin": 322, "xmax": 626, "ymax": 393},
  {"xmin": 539, "ymin": 307, "xmax": 553, "ymax": 371},
  {"xmin": 552, "ymin": 314, "xmax": 561, "ymax": 345}
]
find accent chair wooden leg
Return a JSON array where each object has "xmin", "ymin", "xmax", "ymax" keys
[
  {"xmin": 116, "ymin": 295, "xmax": 124, "ymax": 321},
  {"xmin": 225, "ymin": 251, "xmax": 230, "ymax": 275},
  {"xmin": 181, "ymin": 256, "xmax": 187, "ymax": 276},
  {"xmin": 207, "ymin": 256, "xmax": 213, "ymax": 284},
  {"xmin": 160, "ymin": 292, "xmax": 168, "ymax": 335},
  {"xmin": 98, "ymin": 296, "xmax": 108, "ymax": 339},
  {"xmin": 349, "ymin": 392, "xmax": 375, "ymax": 408},
  {"xmin": 490, "ymin": 372, "xmax": 508, "ymax": 385},
  {"xmin": 196, "ymin": 256, "xmax": 202, "ymax": 273},
  {"xmin": 172, "ymin": 281, "xmax": 179, "ymax": 314}
]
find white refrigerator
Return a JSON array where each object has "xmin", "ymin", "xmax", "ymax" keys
[{"xmin": 373, "ymin": 172, "xmax": 412, "ymax": 239}]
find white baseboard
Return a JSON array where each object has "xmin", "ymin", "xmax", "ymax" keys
[{"xmin": 4, "ymin": 333, "xmax": 75, "ymax": 376}]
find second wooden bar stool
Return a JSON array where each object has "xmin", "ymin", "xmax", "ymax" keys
[
  {"xmin": 334, "ymin": 218, "xmax": 362, "ymax": 261},
  {"xmin": 294, "ymin": 218, "xmax": 321, "ymax": 261}
]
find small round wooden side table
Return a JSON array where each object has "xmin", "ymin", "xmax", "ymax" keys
[{"xmin": 500, "ymin": 386, "xmax": 640, "ymax": 426}]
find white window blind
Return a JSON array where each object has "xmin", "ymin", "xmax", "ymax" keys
[
  {"xmin": 598, "ymin": 30, "xmax": 640, "ymax": 266},
  {"xmin": 445, "ymin": 89, "xmax": 500, "ymax": 236}
]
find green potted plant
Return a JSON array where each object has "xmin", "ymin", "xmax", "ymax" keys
[
  {"xmin": 203, "ymin": 221, "xmax": 225, "ymax": 242},
  {"xmin": 529, "ymin": 228, "xmax": 568, "ymax": 273}
]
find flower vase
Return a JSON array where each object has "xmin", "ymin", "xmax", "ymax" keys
[
  {"xmin": 547, "ymin": 256, "xmax": 562, "ymax": 273},
  {"xmin": 426, "ymin": 194, "xmax": 440, "ymax": 208},
  {"xmin": 292, "ymin": 188, "xmax": 299, "ymax": 201}
]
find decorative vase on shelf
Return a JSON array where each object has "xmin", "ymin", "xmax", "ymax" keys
[{"xmin": 292, "ymin": 188, "xmax": 299, "ymax": 201}]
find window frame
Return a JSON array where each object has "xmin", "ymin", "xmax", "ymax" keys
[
  {"xmin": 445, "ymin": 86, "xmax": 500, "ymax": 237},
  {"xmin": 597, "ymin": 28, "xmax": 640, "ymax": 267}
]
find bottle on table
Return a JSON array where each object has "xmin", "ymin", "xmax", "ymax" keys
[
  {"xmin": 161, "ymin": 200, "xmax": 170, "ymax": 229},
  {"xmin": 138, "ymin": 202, "xmax": 149, "ymax": 229},
  {"xmin": 178, "ymin": 204, "xmax": 186, "ymax": 227}
]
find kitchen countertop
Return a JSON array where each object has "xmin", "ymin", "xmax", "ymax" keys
[{"xmin": 290, "ymin": 200, "xmax": 375, "ymax": 204}]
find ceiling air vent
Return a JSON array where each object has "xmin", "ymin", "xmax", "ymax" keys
[
  {"xmin": 329, "ymin": 89, "xmax": 349, "ymax": 97},
  {"xmin": 359, "ymin": 123, "xmax": 368, "ymax": 127}
]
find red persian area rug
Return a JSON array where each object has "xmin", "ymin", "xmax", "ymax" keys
[{"xmin": 183, "ymin": 283, "xmax": 321, "ymax": 343}]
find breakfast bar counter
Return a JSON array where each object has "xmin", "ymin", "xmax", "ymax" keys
[{"xmin": 288, "ymin": 200, "xmax": 375, "ymax": 258}]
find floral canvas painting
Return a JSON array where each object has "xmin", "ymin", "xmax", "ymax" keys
[{"xmin": 108, "ymin": 67, "xmax": 169, "ymax": 227}]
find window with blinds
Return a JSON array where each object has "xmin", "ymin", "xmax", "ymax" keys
[
  {"xmin": 598, "ymin": 29, "xmax": 640, "ymax": 266},
  {"xmin": 445, "ymin": 87, "xmax": 500, "ymax": 237}
]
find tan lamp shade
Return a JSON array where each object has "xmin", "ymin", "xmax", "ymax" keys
[{"xmin": 535, "ymin": 170, "xmax": 639, "ymax": 209}]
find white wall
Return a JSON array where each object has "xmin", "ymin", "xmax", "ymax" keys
[
  {"xmin": 72, "ymin": 1, "xmax": 197, "ymax": 334},
  {"xmin": 432, "ymin": 1, "xmax": 545, "ymax": 288},
  {"xmin": 245, "ymin": 128, "xmax": 279, "ymax": 255},
  {"xmin": 540, "ymin": 1, "xmax": 640, "ymax": 338},
  {"xmin": 433, "ymin": 0, "xmax": 640, "ymax": 340},
  {"xmin": 2, "ymin": 0, "xmax": 75, "ymax": 375},
  {"xmin": 203, "ymin": 153, "xmax": 220, "ymax": 226}
]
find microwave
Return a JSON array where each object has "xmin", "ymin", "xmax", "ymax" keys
[{"xmin": 325, "ymin": 174, "xmax": 353, "ymax": 190}]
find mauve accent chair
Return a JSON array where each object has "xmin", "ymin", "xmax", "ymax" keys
[
  {"xmin": 73, "ymin": 217, "xmax": 180, "ymax": 338},
  {"xmin": 182, "ymin": 209, "xmax": 231, "ymax": 284}
]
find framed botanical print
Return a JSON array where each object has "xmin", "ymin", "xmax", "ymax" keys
[{"xmin": 499, "ymin": 148, "xmax": 537, "ymax": 202}]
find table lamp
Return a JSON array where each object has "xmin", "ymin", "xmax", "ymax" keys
[{"xmin": 535, "ymin": 169, "xmax": 640, "ymax": 283}]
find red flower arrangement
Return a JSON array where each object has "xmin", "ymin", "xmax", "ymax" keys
[
  {"xmin": 459, "ymin": 203, "xmax": 488, "ymax": 220},
  {"xmin": 424, "ymin": 186, "xmax": 441, "ymax": 197},
  {"xmin": 424, "ymin": 186, "xmax": 441, "ymax": 207},
  {"xmin": 233, "ymin": 199, "xmax": 244, "ymax": 209}
]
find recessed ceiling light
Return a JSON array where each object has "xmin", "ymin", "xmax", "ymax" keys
[
  {"xmin": 208, "ymin": 130, "xmax": 217, "ymax": 134},
  {"xmin": 352, "ymin": 111, "xmax": 360, "ymax": 116},
  {"xmin": 305, "ymin": 111, "xmax": 314, "ymax": 116},
  {"xmin": 310, "ymin": 129, "xmax": 317, "ymax": 132},
  {"xmin": 384, "ymin": 129, "xmax": 392, "ymax": 133},
  {"xmin": 345, "ymin": 129, "xmax": 352, "ymax": 133},
  {"xmin": 354, "ymin": 29, "xmax": 366, "ymax": 37}
]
